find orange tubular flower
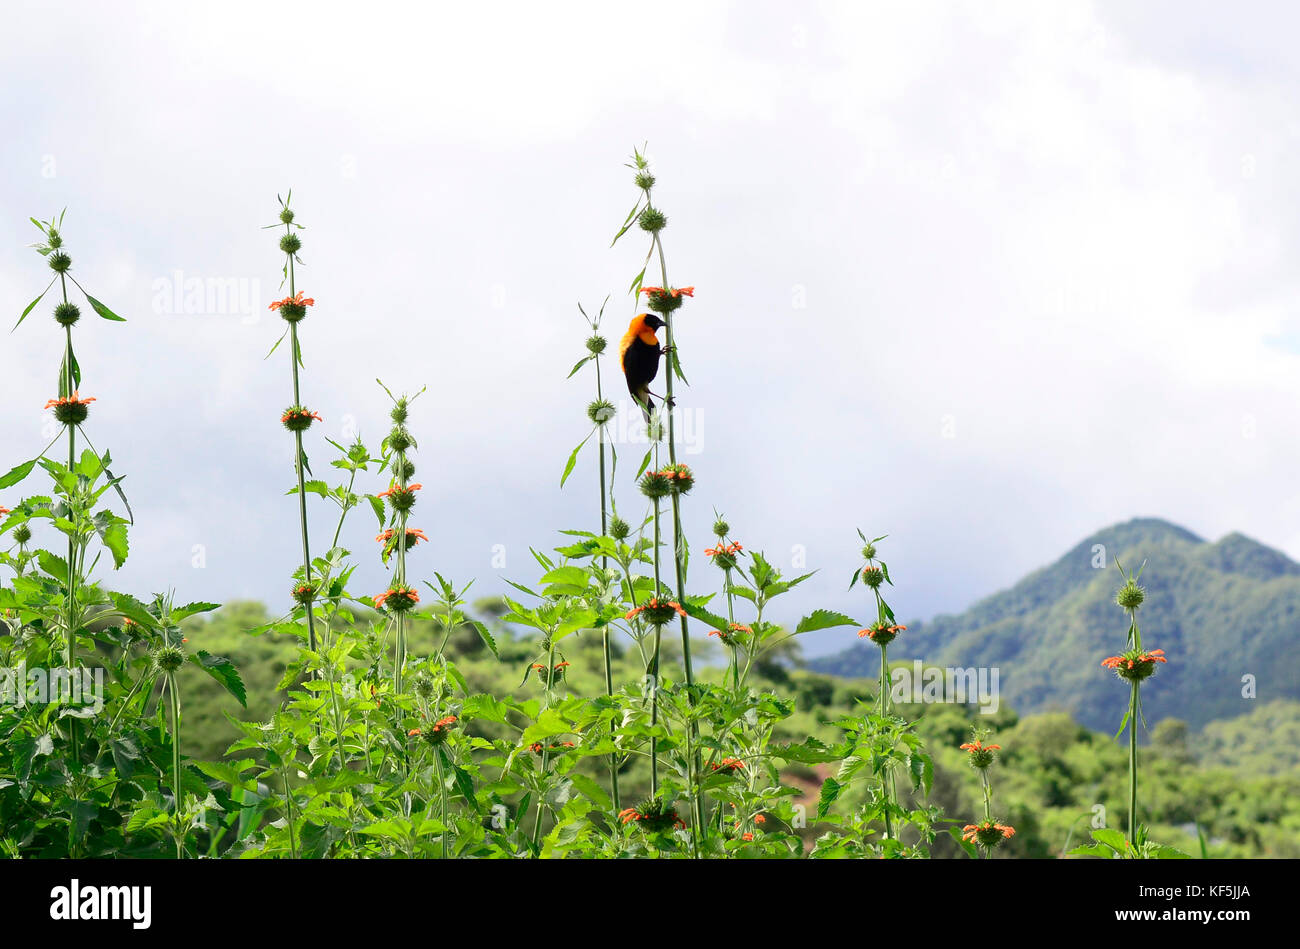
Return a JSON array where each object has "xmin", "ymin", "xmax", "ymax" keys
[
  {"xmin": 268, "ymin": 291, "xmax": 315, "ymax": 311},
  {"xmin": 962, "ymin": 821, "xmax": 1016, "ymax": 845},
  {"xmin": 45, "ymin": 392, "xmax": 98, "ymax": 425},
  {"xmin": 704, "ymin": 542, "xmax": 743, "ymax": 558},
  {"xmin": 710, "ymin": 757, "xmax": 746, "ymax": 774},
  {"xmin": 281, "ymin": 408, "xmax": 322, "ymax": 424},
  {"xmin": 709, "ymin": 622, "xmax": 753, "ymax": 644},
  {"xmin": 1102, "ymin": 648, "xmax": 1168, "ymax": 681},
  {"xmin": 639, "ymin": 286, "xmax": 695, "ymax": 298},
  {"xmin": 377, "ymin": 483, "xmax": 423, "ymax": 498},
  {"xmin": 858, "ymin": 623, "xmax": 907, "ymax": 643},
  {"xmin": 411, "ymin": 714, "xmax": 458, "ymax": 746},
  {"xmin": 961, "ymin": 737, "xmax": 1003, "ymax": 769},
  {"xmin": 375, "ymin": 527, "xmax": 429, "ymax": 544},
  {"xmin": 430, "ymin": 714, "xmax": 457, "ymax": 734},
  {"xmin": 619, "ymin": 801, "xmax": 686, "ymax": 832},
  {"xmin": 624, "ymin": 597, "xmax": 688, "ymax": 622},
  {"xmin": 44, "ymin": 392, "xmax": 97, "ymax": 410},
  {"xmin": 373, "ymin": 586, "xmax": 420, "ymax": 611},
  {"xmin": 0, "ymin": 507, "xmax": 9, "ymax": 517},
  {"xmin": 529, "ymin": 740, "xmax": 576, "ymax": 754}
]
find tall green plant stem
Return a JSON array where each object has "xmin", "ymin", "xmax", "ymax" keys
[
  {"xmin": 394, "ymin": 459, "xmax": 409, "ymax": 693},
  {"xmin": 61, "ymin": 294, "xmax": 77, "ymax": 669},
  {"xmin": 285, "ymin": 231, "xmax": 318, "ymax": 658},
  {"xmin": 435, "ymin": 750, "xmax": 450, "ymax": 859},
  {"xmin": 649, "ymin": 229, "xmax": 704, "ymax": 844},
  {"xmin": 1124, "ymin": 601, "xmax": 1140, "ymax": 847},
  {"xmin": 1128, "ymin": 681, "xmax": 1139, "ymax": 847},
  {"xmin": 878, "ymin": 641, "xmax": 894, "ymax": 841},
  {"xmin": 649, "ymin": 497, "xmax": 663, "ymax": 799},
  {"xmin": 323, "ymin": 467, "xmax": 357, "ymax": 776},
  {"xmin": 724, "ymin": 565, "xmax": 739, "ymax": 688},
  {"xmin": 281, "ymin": 765, "xmax": 299, "ymax": 859},
  {"xmin": 59, "ymin": 273, "xmax": 83, "ymax": 852},
  {"xmin": 164, "ymin": 673, "xmax": 183, "ymax": 858},
  {"xmin": 532, "ymin": 636, "xmax": 559, "ymax": 852},
  {"xmin": 979, "ymin": 767, "xmax": 993, "ymax": 860},
  {"xmin": 594, "ymin": 358, "xmax": 620, "ymax": 810}
]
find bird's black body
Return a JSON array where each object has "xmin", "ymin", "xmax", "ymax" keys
[{"xmin": 619, "ymin": 313, "xmax": 665, "ymax": 422}]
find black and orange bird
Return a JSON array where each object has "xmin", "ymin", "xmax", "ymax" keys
[{"xmin": 619, "ymin": 312, "xmax": 669, "ymax": 422}]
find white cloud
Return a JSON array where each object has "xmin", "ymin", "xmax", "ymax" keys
[{"xmin": 2, "ymin": 1, "xmax": 1298, "ymax": 653}]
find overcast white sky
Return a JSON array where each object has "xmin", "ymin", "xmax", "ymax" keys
[{"xmin": 3, "ymin": 1, "xmax": 1299, "ymax": 656}]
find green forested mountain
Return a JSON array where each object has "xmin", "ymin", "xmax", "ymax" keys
[{"xmin": 808, "ymin": 518, "xmax": 1300, "ymax": 732}]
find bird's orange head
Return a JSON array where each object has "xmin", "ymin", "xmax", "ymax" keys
[{"xmin": 627, "ymin": 312, "xmax": 664, "ymax": 346}]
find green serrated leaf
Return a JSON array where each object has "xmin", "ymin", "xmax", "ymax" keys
[
  {"xmin": 190, "ymin": 651, "xmax": 247, "ymax": 708},
  {"xmin": 795, "ymin": 609, "xmax": 859, "ymax": 634}
]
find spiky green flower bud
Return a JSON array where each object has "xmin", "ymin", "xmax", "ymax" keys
[
  {"xmin": 645, "ymin": 290, "xmax": 682, "ymax": 314},
  {"xmin": 1116, "ymin": 581, "xmax": 1145, "ymax": 611},
  {"xmin": 586, "ymin": 334, "xmax": 607, "ymax": 355},
  {"xmin": 862, "ymin": 565, "xmax": 884, "ymax": 589},
  {"xmin": 281, "ymin": 405, "xmax": 321, "ymax": 432},
  {"xmin": 13, "ymin": 524, "xmax": 32, "ymax": 544},
  {"xmin": 622, "ymin": 797, "xmax": 684, "ymax": 834},
  {"xmin": 279, "ymin": 233, "xmax": 302, "ymax": 255},
  {"xmin": 376, "ymin": 585, "xmax": 420, "ymax": 612},
  {"xmin": 416, "ymin": 713, "xmax": 458, "ymax": 746},
  {"xmin": 383, "ymin": 484, "xmax": 420, "ymax": 513},
  {"xmin": 280, "ymin": 208, "xmax": 295, "ymax": 224},
  {"xmin": 638, "ymin": 207, "xmax": 667, "ymax": 233},
  {"xmin": 862, "ymin": 543, "xmax": 877, "ymax": 560},
  {"xmin": 588, "ymin": 399, "xmax": 615, "ymax": 425},
  {"xmin": 46, "ymin": 230, "xmax": 62, "ymax": 249},
  {"xmin": 151, "ymin": 645, "xmax": 186, "ymax": 674},
  {"xmin": 52, "ymin": 400, "xmax": 90, "ymax": 425},
  {"xmin": 391, "ymin": 401, "xmax": 408, "ymax": 424},
  {"xmin": 660, "ymin": 463, "xmax": 694, "ymax": 494},
  {"xmin": 395, "ymin": 458, "xmax": 416, "ymax": 481},
  {"xmin": 635, "ymin": 172, "xmax": 656, "ymax": 191},
  {"xmin": 712, "ymin": 518, "xmax": 730, "ymax": 538},
  {"xmin": 48, "ymin": 251, "xmax": 71, "ymax": 273},
  {"xmin": 632, "ymin": 598, "xmax": 686, "ymax": 627},
  {"xmin": 54, "ymin": 302, "xmax": 80, "ymax": 327},
  {"xmin": 388, "ymin": 427, "xmax": 413, "ymax": 453},
  {"xmin": 609, "ymin": 516, "xmax": 630, "ymax": 540},
  {"xmin": 639, "ymin": 470, "xmax": 673, "ymax": 499},
  {"xmin": 412, "ymin": 673, "xmax": 436, "ymax": 700}
]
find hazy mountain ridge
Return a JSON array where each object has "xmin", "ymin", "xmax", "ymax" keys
[{"xmin": 808, "ymin": 518, "xmax": 1300, "ymax": 731}]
